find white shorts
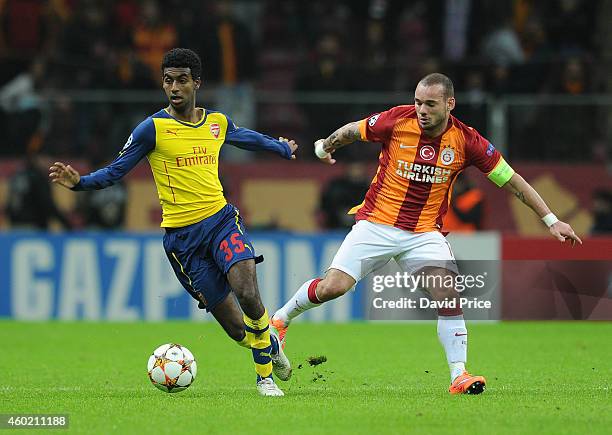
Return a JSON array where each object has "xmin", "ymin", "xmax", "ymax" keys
[{"xmin": 329, "ymin": 220, "xmax": 457, "ymax": 282}]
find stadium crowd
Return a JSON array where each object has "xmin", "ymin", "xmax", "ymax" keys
[
  {"xmin": 1, "ymin": 0, "xmax": 610, "ymax": 233},
  {"xmin": 0, "ymin": 0, "xmax": 608, "ymax": 162}
]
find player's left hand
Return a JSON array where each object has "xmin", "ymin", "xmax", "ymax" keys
[
  {"xmin": 550, "ymin": 221, "xmax": 582, "ymax": 246},
  {"xmin": 279, "ymin": 136, "xmax": 298, "ymax": 160}
]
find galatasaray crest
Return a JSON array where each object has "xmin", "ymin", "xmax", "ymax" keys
[{"xmin": 440, "ymin": 146, "xmax": 455, "ymax": 165}]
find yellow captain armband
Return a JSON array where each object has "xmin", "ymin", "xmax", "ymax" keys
[{"xmin": 487, "ymin": 157, "xmax": 515, "ymax": 187}]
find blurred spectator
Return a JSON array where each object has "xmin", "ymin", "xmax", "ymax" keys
[
  {"xmin": 113, "ymin": 0, "xmax": 140, "ymax": 41},
  {"xmin": 549, "ymin": 56, "xmax": 590, "ymax": 95},
  {"xmin": 6, "ymin": 154, "xmax": 72, "ymax": 230},
  {"xmin": 132, "ymin": 0, "xmax": 177, "ymax": 83},
  {"xmin": 115, "ymin": 48, "xmax": 158, "ymax": 90},
  {"xmin": 351, "ymin": 19, "xmax": 393, "ymax": 91},
  {"xmin": 296, "ymin": 1, "xmax": 353, "ymax": 48},
  {"xmin": 76, "ymin": 157, "xmax": 127, "ymax": 230},
  {"xmin": 520, "ymin": 17, "xmax": 552, "ymax": 63},
  {"xmin": 393, "ymin": 2, "xmax": 433, "ymax": 90},
  {"xmin": 59, "ymin": 1, "xmax": 113, "ymax": 88},
  {"xmin": 201, "ymin": 0, "xmax": 258, "ymax": 147},
  {"xmin": 488, "ymin": 64, "xmax": 512, "ymax": 95},
  {"xmin": 442, "ymin": 174, "xmax": 484, "ymax": 232},
  {"xmin": 513, "ymin": 17, "xmax": 554, "ymax": 93},
  {"xmin": 443, "ymin": 0, "xmax": 471, "ymax": 61},
  {"xmin": 591, "ymin": 189, "xmax": 612, "ymax": 235},
  {"xmin": 41, "ymin": 96, "xmax": 77, "ymax": 156},
  {"xmin": 0, "ymin": 58, "xmax": 48, "ymax": 156},
  {"xmin": 0, "ymin": 0, "xmax": 48, "ymax": 58},
  {"xmin": 545, "ymin": 0, "xmax": 598, "ymax": 55},
  {"xmin": 455, "ymin": 70, "xmax": 487, "ymax": 132},
  {"xmin": 296, "ymin": 33, "xmax": 351, "ymax": 140},
  {"xmin": 319, "ymin": 163, "xmax": 370, "ymax": 229},
  {"xmin": 199, "ymin": 0, "xmax": 257, "ymax": 86},
  {"xmin": 521, "ymin": 56, "xmax": 600, "ymax": 161},
  {"xmin": 481, "ymin": 19, "xmax": 525, "ymax": 67}
]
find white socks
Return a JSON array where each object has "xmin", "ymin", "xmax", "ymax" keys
[
  {"xmin": 437, "ymin": 315, "xmax": 467, "ymax": 382},
  {"xmin": 276, "ymin": 281, "xmax": 468, "ymax": 383},
  {"xmin": 274, "ymin": 278, "xmax": 322, "ymax": 323}
]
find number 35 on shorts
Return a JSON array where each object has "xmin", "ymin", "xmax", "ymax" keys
[{"xmin": 219, "ymin": 232, "xmax": 247, "ymax": 262}]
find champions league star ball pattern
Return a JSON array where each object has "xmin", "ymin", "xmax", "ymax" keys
[{"xmin": 147, "ymin": 343, "xmax": 197, "ymax": 393}]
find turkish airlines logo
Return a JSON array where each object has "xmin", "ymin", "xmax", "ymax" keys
[
  {"xmin": 419, "ymin": 145, "xmax": 436, "ymax": 161},
  {"xmin": 368, "ymin": 114, "xmax": 380, "ymax": 126},
  {"xmin": 210, "ymin": 123, "xmax": 220, "ymax": 138}
]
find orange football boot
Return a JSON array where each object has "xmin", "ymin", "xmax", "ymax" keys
[
  {"xmin": 270, "ymin": 316, "xmax": 289, "ymax": 349},
  {"xmin": 449, "ymin": 371, "xmax": 486, "ymax": 395}
]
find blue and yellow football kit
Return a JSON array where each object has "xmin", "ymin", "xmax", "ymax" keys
[
  {"xmin": 73, "ymin": 107, "xmax": 292, "ymax": 313},
  {"xmin": 74, "ymin": 107, "xmax": 289, "ymax": 381}
]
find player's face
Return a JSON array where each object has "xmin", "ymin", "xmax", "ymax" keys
[
  {"xmin": 414, "ymin": 84, "xmax": 455, "ymax": 133},
  {"xmin": 162, "ymin": 67, "xmax": 201, "ymax": 111}
]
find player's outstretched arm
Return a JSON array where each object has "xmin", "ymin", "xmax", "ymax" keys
[
  {"xmin": 224, "ymin": 127, "xmax": 298, "ymax": 160},
  {"xmin": 315, "ymin": 121, "xmax": 361, "ymax": 165},
  {"xmin": 49, "ymin": 121, "xmax": 154, "ymax": 191},
  {"xmin": 502, "ymin": 172, "xmax": 582, "ymax": 245},
  {"xmin": 49, "ymin": 162, "xmax": 81, "ymax": 189}
]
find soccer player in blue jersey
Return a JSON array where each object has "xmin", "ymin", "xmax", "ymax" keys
[{"xmin": 49, "ymin": 48, "xmax": 296, "ymax": 396}]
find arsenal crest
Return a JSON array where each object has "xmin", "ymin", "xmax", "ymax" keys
[{"xmin": 210, "ymin": 123, "xmax": 220, "ymax": 138}]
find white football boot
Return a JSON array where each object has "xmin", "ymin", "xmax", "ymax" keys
[
  {"xmin": 256, "ymin": 377, "xmax": 284, "ymax": 397},
  {"xmin": 269, "ymin": 326, "xmax": 292, "ymax": 381}
]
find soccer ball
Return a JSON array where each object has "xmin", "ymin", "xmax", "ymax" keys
[{"xmin": 147, "ymin": 343, "xmax": 197, "ymax": 393}]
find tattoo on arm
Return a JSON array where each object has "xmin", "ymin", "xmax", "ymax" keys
[
  {"xmin": 505, "ymin": 172, "xmax": 551, "ymax": 217},
  {"xmin": 514, "ymin": 190, "xmax": 526, "ymax": 204},
  {"xmin": 324, "ymin": 122, "xmax": 361, "ymax": 150}
]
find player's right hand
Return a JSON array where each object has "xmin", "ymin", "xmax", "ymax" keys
[
  {"xmin": 314, "ymin": 139, "xmax": 336, "ymax": 165},
  {"xmin": 49, "ymin": 162, "xmax": 81, "ymax": 189}
]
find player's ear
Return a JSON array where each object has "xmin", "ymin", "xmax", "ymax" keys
[
  {"xmin": 194, "ymin": 78, "xmax": 202, "ymax": 90},
  {"xmin": 447, "ymin": 97, "xmax": 456, "ymax": 112}
]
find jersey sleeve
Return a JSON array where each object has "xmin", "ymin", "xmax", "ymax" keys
[
  {"xmin": 465, "ymin": 128, "xmax": 514, "ymax": 187},
  {"xmin": 72, "ymin": 117, "xmax": 156, "ymax": 191},
  {"xmin": 223, "ymin": 114, "xmax": 293, "ymax": 159},
  {"xmin": 358, "ymin": 106, "xmax": 409, "ymax": 143}
]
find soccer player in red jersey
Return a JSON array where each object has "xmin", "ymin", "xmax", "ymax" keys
[{"xmin": 271, "ymin": 73, "xmax": 582, "ymax": 395}]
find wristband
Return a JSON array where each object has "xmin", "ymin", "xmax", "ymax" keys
[
  {"xmin": 315, "ymin": 140, "xmax": 330, "ymax": 159},
  {"xmin": 542, "ymin": 213, "xmax": 559, "ymax": 227}
]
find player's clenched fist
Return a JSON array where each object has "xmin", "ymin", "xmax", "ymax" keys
[
  {"xmin": 314, "ymin": 139, "xmax": 336, "ymax": 165},
  {"xmin": 49, "ymin": 162, "xmax": 81, "ymax": 189}
]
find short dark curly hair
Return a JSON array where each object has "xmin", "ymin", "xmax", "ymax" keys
[{"xmin": 161, "ymin": 48, "xmax": 202, "ymax": 80}]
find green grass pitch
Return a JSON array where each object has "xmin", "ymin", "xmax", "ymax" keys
[{"xmin": 1, "ymin": 321, "xmax": 611, "ymax": 434}]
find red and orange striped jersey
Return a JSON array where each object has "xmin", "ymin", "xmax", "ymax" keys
[{"xmin": 351, "ymin": 105, "xmax": 504, "ymax": 232}]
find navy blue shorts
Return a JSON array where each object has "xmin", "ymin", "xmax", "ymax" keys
[{"xmin": 163, "ymin": 204, "xmax": 255, "ymax": 312}]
